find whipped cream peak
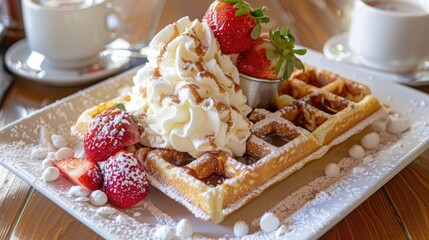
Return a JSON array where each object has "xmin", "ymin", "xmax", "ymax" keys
[{"xmin": 126, "ymin": 16, "xmax": 252, "ymax": 157}]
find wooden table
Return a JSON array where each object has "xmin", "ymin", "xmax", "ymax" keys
[{"xmin": 1, "ymin": 0, "xmax": 428, "ymax": 239}]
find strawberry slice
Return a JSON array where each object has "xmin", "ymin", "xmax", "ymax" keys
[
  {"xmin": 237, "ymin": 28, "xmax": 307, "ymax": 80},
  {"xmin": 84, "ymin": 108, "xmax": 140, "ymax": 162},
  {"xmin": 54, "ymin": 157, "xmax": 103, "ymax": 190},
  {"xmin": 103, "ymin": 151, "xmax": 149, "ymax": 208},
  {"xmin": 203, "ymin": 0, "xmax": 269, "ymax": 54}
]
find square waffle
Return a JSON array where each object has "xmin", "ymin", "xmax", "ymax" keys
[{"xmin": 72, "ymin": 65, "xmax": 385, "ymax": 223}]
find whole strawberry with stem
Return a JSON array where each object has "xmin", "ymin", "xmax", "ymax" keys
[
  {"xmin": 237, "ymin": 27, "xmax": 307, "ymax": 80},
  {"xmin": 203, "ymin": 0, "xmax": 269, "ymax": 54},
  {"xmin": 84, "ymin": 108, "xmax": 140, "ymax": 162}
]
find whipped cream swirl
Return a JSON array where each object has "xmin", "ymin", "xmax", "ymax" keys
[{"xmin": 126, "ymin": 17, "xmax": 252, "ymax": 157}]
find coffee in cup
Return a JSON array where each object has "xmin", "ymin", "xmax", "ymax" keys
[
  {"xmin": 348, "ymin": 0, "xmax": 429, "ymax": 73},
  {"xmin": 22, "ymin": 0, "xmax": 122, "ymax": 69}
]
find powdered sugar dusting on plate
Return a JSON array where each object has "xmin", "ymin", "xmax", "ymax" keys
[{"xmin": 1, "ymin": 67, "xmax": 429, "ymax": 239}]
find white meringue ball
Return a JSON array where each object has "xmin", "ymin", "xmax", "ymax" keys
[
  {"xmin": 233, "ymin": 220, "xmax": 249, "ymax": 237},
  {"xmin": 348, "ymin": 145, "xmax": 365, "ymax": 160},
  {"xmin": 68, "ymin": 186, "xmax": 91, "ymax": 197},
  {"xmin": 42, "ymin": 158, "xmax": 55, "ymax": 168},
  {"xmin": 260, "ymin": 212, "xmax": 280, "ymax": 232},
  {"xmin": 32, "ymin": 146, "xmax": 49, "ymax": 160},
  {"xmin": 155, "ymin": 225, "xmax": 175, "ymax": 240},
  {"xmin": 386, "ymin": 115, "xmax": 409, "ymax": 134},
  {"xmin": 41, "ymin": 167, "xmax": 60, "ymax": 182},
  {"xmin": 55, "ymin": 147, "xmax": 75, "ymax": 160},
  {"xmin": 361, "ymin": 132, "xmax": 380, "ymax": 150},
  {"xmin": 46, "ymin": 151, "xmax": 56, "ymax": 159},
  {"xmin": 51, "ymin": 134, "xmax": 67, "ymax": 148},
  {"xmin": 176, "ymin": 219, "xmax": 193, "ymax": 238},
  {"xmin": 90, "ymin": 190, "xmax": 108, "ymax": 206},
  {"xmin": 325, "ymin": 163, "xmax": 341, "ymax": 178},
  {"xmin": 371, "ymin": 119, "xmax": 387, "ymax": 132}
]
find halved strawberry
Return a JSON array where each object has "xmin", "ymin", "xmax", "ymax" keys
[
  {"xmin": 84, "ymin": 108, "xmax": 140, "ymax": 162},
  {"xmin": 103, "ymin": 151, "xmax": 149, "ymax": 208},
  {"xmin": 203, "ymin": 0, "xmax": 269, "ymax": 54},
  {"xmin": 237, "ymin": 28, "xmax": 307, "ymax": 80},
  {"xmin": 54, "ymin": 157, "xmax": 103, "ymax": 190}
]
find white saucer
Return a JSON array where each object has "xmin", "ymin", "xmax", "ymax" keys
[
  {"xmin": 5, "ymin": 39, "xmax": 130, "ymax": 87},
  {"xmin": 323, "ymin": 32, "xmax": 429, "ymax": 86}
]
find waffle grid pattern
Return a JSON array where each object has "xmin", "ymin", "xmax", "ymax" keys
[{"xmin": 72, "ymin": 66, "xmax": 383, "ymax": 223}]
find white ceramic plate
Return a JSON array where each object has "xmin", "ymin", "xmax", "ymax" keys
[
  {"xmin": 4, "ymin": 39, "xmax": 130, "ymax": 87},
  {"xmin": 1, "ymin": 49, "xmax": 429, "ymax": 240}
]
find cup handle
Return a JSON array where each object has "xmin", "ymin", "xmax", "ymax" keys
[{"xmin": 105, "ymin": 1, "xmax": 123, "ymax": 42}]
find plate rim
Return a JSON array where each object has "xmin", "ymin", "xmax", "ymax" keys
[
  {"xmin": 1, "ymin": 49, "xmax": 429, "ymax": 239},
  {"xmin": 4, "ymin": 39, "xmax": 130, "ymax": 87}
]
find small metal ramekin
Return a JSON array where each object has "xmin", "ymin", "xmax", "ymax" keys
[{"xmin": 239, "ymin": 73, "xmax": 281, "ymax": 109}]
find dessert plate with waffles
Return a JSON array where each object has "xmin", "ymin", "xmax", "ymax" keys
[{"xmin": 1, "ymin": 1, "xmax": 429, "ymax": 239}]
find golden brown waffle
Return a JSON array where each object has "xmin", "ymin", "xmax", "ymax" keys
[{"xmin": 71, "ymin": 65, "xmax": 385, "ymax": 223}]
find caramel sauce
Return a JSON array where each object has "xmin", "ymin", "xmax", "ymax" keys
[
  {"xmin": 154, "ymin": 22, "xmax": 180, "ymax": 79},
  {"xmin": 160, "ymin": 93, "xmax": 180, "ymax": 105},
  {"xmin": 157, "ymin": 149, "xmax": 194, "ymax": 167},
  {"xmin": 305, "ymin": 93, "xmax": 349, "ymax": 115},
  {"xmin": 225, "ymin": 75, "xmax": 241, "ymax": 93},
  {"xmin": 201, "ymin": 173, "xmax": 227, "ymax": 187},
  {"xmin": 181, "ymin": 84, "xmax": 203, "ymax": 104},
  {"xmin": 333, "ymin": 80, "xmax": 366, "ymax": 102},
  {"xmin": 135, "ymin": 110, "xmax": 147, "ymax": 120},
  {"xmin": 216, "ymin": 102, "xmax": 229, "ymax": 112},
  {"xmin": 237, "ymin": 152, "xmax": 260, "ymax": 165},
  {"xmin": 182, "ymin": 29, "xmax": 225, "ymax": 94},
  {"xmin": 182, "ymin": 166, "xmax": 198, "ymax": 178}
]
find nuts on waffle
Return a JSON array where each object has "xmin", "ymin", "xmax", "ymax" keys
[{"xmin": 72, "ymin": 65, "xmax": 385, "ymax": 223}]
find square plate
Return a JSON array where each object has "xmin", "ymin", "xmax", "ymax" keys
[{"xmin": 1, "ymin": 49, "xmax": 429, "ymax": 239}]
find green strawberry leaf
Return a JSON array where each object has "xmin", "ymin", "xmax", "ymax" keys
[
  {"xmin": 266, "ymin": 49, "xmax": 278, "ymax": 60},
  {"xmin": 115, "ymin": 103, "xmax": 126, "ymax": 111},
  {"xmin": 284, "ymin": 61, "xmax": 294, "ymax": 80},
  {"xmin": 293, "ymin": 49, "xmax": 307, "ymax": 55},
  {"xmin": 266, "ymin": 27, "xmax": 307, "ymax": 80},
  {"xmin": 257, "ymin": 16, "xmax": 270, "ymax": 23},
  {"xmin": 251, "ymin": 8, "xmax": 264, "ymax": 17},
  {"xmin": 223, "ymin": 0, "xmax": 270, "ymax": 40},
  {"xmin": 275, "ymin": 56, "xmax": 285, "ymax": 74},
  {"xmin": 234, "ymin": 2, "xmax": 251, "ymax": 16},
  {"xmin": 251, "ymin": 23, "xmax": 261, "ymax": 39},
  {"xmin": 292, "ymin": 56, "xmax": 305, "ymax": 70}
]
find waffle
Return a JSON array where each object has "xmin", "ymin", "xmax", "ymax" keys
[{"xmin": 71, "ymin": 65, "xmax": 385, "ymax": 223}]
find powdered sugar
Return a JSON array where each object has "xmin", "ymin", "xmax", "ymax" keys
[
  {"xmin": 68, "ymin": 185, "xmax": 91, "ymax": 197},
  {"xmin": 1, "ymin": 67, "xmax": 429, "ymax": 239}
]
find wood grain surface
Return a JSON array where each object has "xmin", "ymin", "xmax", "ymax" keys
[{"xmin": 0, "ymin": 0, "xmax": 428, "ymax": 239}]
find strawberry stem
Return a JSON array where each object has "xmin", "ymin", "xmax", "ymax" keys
[
  {"xmin": 220, "ymin": 0, "xmax": 270, "ymax": 39},
  {"xmin": 267, "ymin": 27, "xmax": 307, "ymax": 80}
]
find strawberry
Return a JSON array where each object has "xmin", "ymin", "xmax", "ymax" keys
[
  {"xmin": 102, "ymin": 151, "xmax": 149, "ymax": 208},
  {"xmin": 84, "ymin": 108, "xmax": 140, "ymax": 162},
  {"xmin": 54, "ymin": 157, "xmax": 103, "ymax": 190},
  {"xmin": 237, "ymin": 28, "xmax": 307, "ymax": 80},
  {"xmin": 203, "ymin": 0, "xmax": 269, "ymax": 54}
]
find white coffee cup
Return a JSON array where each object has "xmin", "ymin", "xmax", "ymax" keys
[
  {"xmin": 22, "ymin": 0, "xmax": 122, "ymax": 69},
  {"xmin": 348, "ymin": 0, "xmax": 429, "ymax": 73}
]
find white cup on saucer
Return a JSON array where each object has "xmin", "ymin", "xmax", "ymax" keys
[
  {"xmin": 348, "ymin": 0, "xmax": 429, "ymax": 73},
  {"xmin": 22, "ymin": 0, "xmax": 122, "ymax": 69}
]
